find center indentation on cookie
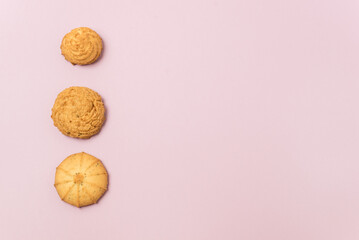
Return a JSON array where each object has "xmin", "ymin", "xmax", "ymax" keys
[{"xmin": 73, "ymin": 173, "xmax": 84, "ymax": 184}]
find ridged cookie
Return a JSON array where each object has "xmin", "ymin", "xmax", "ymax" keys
[
  {"xmin": 61, "ymin": 27, "xmax": 103, "ymax": 65},
  {"xmin": 54, "ymin": 152, "xmax": 108, "ymax": 208},
  {"xmin": 51, "ymin": 86, "xmax": 105, "ymax": 139}
]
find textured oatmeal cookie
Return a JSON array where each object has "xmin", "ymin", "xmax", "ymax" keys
[
  {"xmin": 51, "ymin": 86, "xmax": 105, "ymax": 139},
  {"xmin": 54, "ymin": 152, "xmax": 108, "ymax": 207},
  {"xmin": 61, "ymin": 27, "xmax": 103, "ymax": 65}
]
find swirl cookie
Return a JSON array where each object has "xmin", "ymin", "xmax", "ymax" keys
[
  {"xmin": 54, "ymin": 152, "xmax": 108, "ymax": 207},
  {"xmin": 51, "ymin": 86, "xmax": 105, "ymax": 139},
  {"xmin": 61, "ymin": 27, "xmax": 103, "ymax": 65}
]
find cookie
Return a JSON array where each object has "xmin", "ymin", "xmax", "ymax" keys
[
  {"xmin": 54, "ymin": 152, "xmax": 108, "ymax": 207},
  {"xmin": 51, "ymin": 86, "xmax": 105, "ymax": 139},
  {"xmin": 61, "ymin": 27, "xmax": 103, "ymax": 65}
]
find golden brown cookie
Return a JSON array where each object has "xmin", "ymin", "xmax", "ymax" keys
[
  {"xmin": 54, "ymin": 152, "xmax": 108, "ymax": 208},
  {"xmin": 61, "ymin": 27, "xmax": 103, "ymax": 65},
  {"xmin": 51, "ymin": 86, "xmax": 105, "ymax": 139}
]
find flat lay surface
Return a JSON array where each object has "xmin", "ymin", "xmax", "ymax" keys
[{"xmin": 0, "ymin": 0, "xmax": 359, "ymax": 239}]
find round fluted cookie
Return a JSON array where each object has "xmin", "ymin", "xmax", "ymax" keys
[
  {"xmin": 61, "ymin": 27, "xmax": 103, "ymax": 65},
  {"xmin": 51, "ymin": 86, "xmax": 105, "ymax": 139},
  {"xmin": 54, "ymin": 152, "xmax": 108, "ymax": 208}
]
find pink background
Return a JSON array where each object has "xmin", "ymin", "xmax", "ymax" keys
[{"xmin": 1, "ymin": 0, "xmax": 359, "ymax": 239}]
